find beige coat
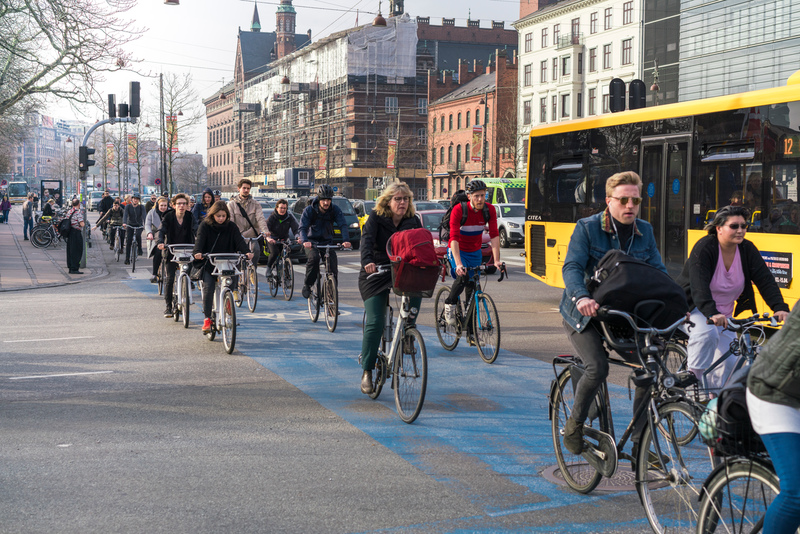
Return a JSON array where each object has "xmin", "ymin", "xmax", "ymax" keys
[{"xmin": 227, "ymin": 195, "xmax": 268, "ymax": 238}]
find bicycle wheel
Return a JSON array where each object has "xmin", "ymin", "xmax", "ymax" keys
[
  {"xmin": 637, "ymin": 400, "xmax": 717, "ymax": 534},
  {"xmin": 221, "ymin": 289, "xmax": 236, "ymax": 354},
  {"xmin": 393, "ymin": 327, "xmax": 427, "ymax": 424},
  {"xmin": 473, "ymin": 293, "xmax": 500, "ymax": 364},
  {"xmin": 696, "ymin": 459, "xmax": 779, "ymax": 534},
  {"xmin": 324, "ymin": 276, "xmax": 338, "ymax": 332},
  {"xmin": 30, "ymin": 227, "xmax": 52, "ymax": 248},
  {"xmin": 307, "ymin": 278, "xmax": 321, "ymax": 322},
  {"xmin": 246, "ymin": 265, "xmax": 258, "ymax": 312},
  {"xmin": 181, "ymin": 275, "xmax": 191, "ymax": 329},
  {"xmin": 282, "ymin": 258, "xmax": 294, "ymax": 301},
  {"xmin": 157, "ymin": 259, "xmax": 165, "ymax": 296},
  {"xmin": 268, "ymin": 264, "xmax": 279, "ymax": 297},
  {"xmin": 664, "ymin": 341, "xmax": 688, "ymax": 375},
  {"xmin": 368, "ymin": 353, "xmax": 388, "ymax": 400},
  {"xmin": 550, "ymin": 366, "xmax": 608, "ymax": 493},
  {"xmin": 434, "ymin": 286, "xmax": 460, "ymax": 351},
  {"xmin": 172, "ymin": 283, "xmax": 181, "ymax": 323},
  {"xmin": 115, "ymin": 234, "xmax": 121, "ymax": 262},
  {"xmin": 234, "ymin": 272, "xmax": 245, "ymax": 307},
  {"xmin": 130, "ymin": 242, "xmax": 137, "ymax": 272},
  {"xmin": 206, "ymin": 312, "xmax": 217, "ymax": 341}
]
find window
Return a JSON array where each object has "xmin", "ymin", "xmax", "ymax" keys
[
  {"xmin": 562, "ymin": 56, "xmax": 571, "ymax": 76},
  {"xmin": 604, "ymin": 7, "xmax": 612, "ymax": 30},
  {"xmin": 484, "ymin": 106, "xmax": 490, "ymax": 124},
  {"xmin": 589, "ymin": 48, "xmax": 597, "ymax": 72},
  {"xmin": 448, "ymin": 145, "xmax": 453, "ymax": 163},
  {"xmin": 418, "ymin": 98, "xmax": 428, "ymax": 114},
  {"xmin": 523, "ymin": 100, "xmax": 532, "ymax": 125},
  {"xmin": 577, "ymin": 52, "xmax": 583, "ymax": 74},
  {"xmin": 561, "ymin": 94, "xmax": 570, "ymax": 118},
  {"xmin": 432, "ymin": 148, "xmax": 437, "ymax": 165},
  {"xmin": 440, "ymin": 116, "xmax": 445, "ymax": 131},
  {"xmin": 448, "ymin": 114, "xmax": 453, "ymax": 130},
  {"xmin": 603, "ymin": 44, "xmax": 612, "ymax": 69},
  {"xmin": 571, "ymin": 18, "xmax": 580, "ymax": 42},
  {"xmin": 603, "ymin": 92, "xmax": 610, "ymax": 113},
  {"xmin": 577, "ymin": 93, "xmax": 583, "ymax": 118},
  {"xmin": 552, "ymin": 95, "xmax": 557, "ymax": 121},
  {"xmin": 623, "ymin": 1, "xmax": 633, "ymax": 24},
  {"xmin": 622, "ymin": 39, "xmax": 632, "ymax": 65},
  {"xmin": 553, "ymin": 24, "xmax": 560, "ymax": 45},
  {"xmin": 524, "ymin": 32, "xmax": 532, "ymax": 52},
  {"xmin": 457, "ymin": 112, "xmax": 462, "ymax": 129},
  {"xmin": 465, "ymin": 143, "xmax": 470, "ymax": 161},
  {"xmin": 590, "ymin": 12, "xmax": 598, "ymax": 33},
  {"xmin": 418, "ymin": 128, "xmax": 427, "ymax": 144},
  {"xmin": 589, "ymin": 88, "xmax": 596, "ymax": 115},
  {"xmin": 466, "ymin": 110, "xmax": 471, "ymax": 128},
  {"xmin": 456, "ymin": 145, "xmax": 462, "ymax": 165},
  {"xmin": 540, "ymin": 60, "xmax": 548, "ymax": 83},
  {"xmin": 475, "ymin": 108, "xmax": 481, "ymax": 125},
  {"xmin": 440, "ymin": 146, "xmax": 444, "ymax": 164},
  {"xmin": 552, "ymin": 57, "xmax": 558, "ymax": 80},
  {"xmin": 540, "ymin": 98, "xmax": 547, "ymax": 122},
  {"xmin": 385, "ymin": 96, "xmax": 398, "ymax": 113},
  {"xmin": 541, "ymin": 28, "xmax": 548, "ymax": 48},
  {"xmin": 524, "ymin": 64, "xmax": 532, "ymax": 86},
  {"xmin": 432, "ymin": 116, "xmax": 436, "ymax": 132}
]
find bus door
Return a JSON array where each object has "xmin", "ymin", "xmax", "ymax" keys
[{"xmin": 640, "ymin": 137, "xmax": 690, "ymax": 277}]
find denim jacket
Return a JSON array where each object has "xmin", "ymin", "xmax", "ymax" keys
[{"xmin": 560, "ymin": 209, "xmax": 667, "ymax": 332}]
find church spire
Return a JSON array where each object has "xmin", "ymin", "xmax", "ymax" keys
[{"xmin": 251, "ymin": 2, "xmax": 261, "ymax": 32}]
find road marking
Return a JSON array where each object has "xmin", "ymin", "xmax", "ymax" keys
[
  {"xmin": 10, "ymin": 371, "xmax": 114, "ymax": 380},
  {"xmin": 4, "ymin": 336, "xmax": 96, "ymax": 343}
]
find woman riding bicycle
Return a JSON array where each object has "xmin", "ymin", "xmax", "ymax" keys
[
  {"xmin": 266, "ymin": 199, "xmax": 299, "ymax": 277},
  {"xmin": 747, "ymin": 300, "xmax": 800, "ymax": 533},
  {"xmin": 358, "ymin": 182, "xmax": 422, "ymax": 395},
  {"xmin": 145, "ymin": 196, "xmax": 171, "ymax": 284},
  {"xmin": 93, "ymin": 199, "xmax": 124, "ymax": 252},
  {"xmin": 157, "ymin": 194, "xmax": 194, "ymax": 318},
  {"xmin": 193, "ymin": 201, "xmax": 252, "ymax": 334},
  {"xmin": 192, "ymin": 188, "xmax": 214, "ymax": 235},
  {"xmin": 676, "ymin": 205, "xmax": 789, "ymax": 390}
]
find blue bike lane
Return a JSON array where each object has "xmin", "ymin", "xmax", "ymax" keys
[{"xmin": 126, "ymin": 278, "xmax": 647, "ymax": 533}]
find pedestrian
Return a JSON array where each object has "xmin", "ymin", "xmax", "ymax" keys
[
  {"xmin": 21, "ymin": 193, "xmax": 34, "ymax": 240},
  {"xmin": 31, "ymin": 191, "xmax": 38, "ymax": 211},
  {"xmin": 65, "ymin": 198, "xmax": 85, "ymax": 275},
  {"xmin": 1, "ymin": 194, "xmax": 11, "ymax": 223}
]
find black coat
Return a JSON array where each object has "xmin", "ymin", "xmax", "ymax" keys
[
  {"xmin": 266, "ymin": 210, "xmax": 299, "ymax": 240},
  {"xmin": 357, "ymin": 212, "xmax": 421, "ymax": 301},
  {"xmin": 676, "ymin": 233, "xmax": 789, "ymax": 318},
  {"xmin": 157, "ymin": 210, "xmax": 194, "ymax": 247},
  {"xmin": 194, "ymin": 219, "xmax": 250, "ymax": 272}
]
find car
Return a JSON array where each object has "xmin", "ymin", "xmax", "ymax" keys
[
  {"xmin": 258, "ymin": 208, "xmax": 306, "ymax": 264},
  {"xmin": 413, "ymin": 201, "xmax": 444, "ymax": 211},
  {"xmin": 352, "ymin": 200, "xmax": 376, "ymax": 232},
  {"xmin": 494, "ymin": 203, "xmax": 525, "ymax": 248},
  {"xmin": 431, "ymin": 199, "xmax": 451, "ymax": 209},
  {"xmin": 259, "ymin": 200, "xmax": 276, "ymax": 210},
  {"xmin": 88, "ymin": 190, "xmax": 104, "ymax": 211},
  {"xmin": 291, "ymin": 196, "xmax": 361, "ymax": 249}
]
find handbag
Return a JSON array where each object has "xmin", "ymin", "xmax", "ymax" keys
[{"xmin": 189, "ymin": 259, "xmax": 206, "ymax": 281}]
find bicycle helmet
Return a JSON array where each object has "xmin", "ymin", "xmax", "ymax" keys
[
  {"xmin": 317, "ymin": 184, "xmax": 334, "ymax": 200},
  {"xmin": 466, "ymin": 179, "xmax": 487, "ymax": 193},
  {"xmin": 213, "ymin": 189, "xmax": 221, "ymax": 196}
]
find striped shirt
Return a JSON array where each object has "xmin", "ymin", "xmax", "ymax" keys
[{"xmin": 66, "ymin": 207, "xmax": 84, "ymax": 230}]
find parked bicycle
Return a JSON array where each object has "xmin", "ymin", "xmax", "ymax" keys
[
  {"xmin": 201, "ymin": 253, "xmax": 245, "ymax": 354},
  {"xmin": 434, "ymin": 261, "xmax": 507, "ymax": 363},
  {"xmin": 306, "ymin": 243, "xmax": 345, "ymax": 332},
  {"xmin": 234, "ymin": 237, "xmax": 260, "ymax": 313},
  {"xmin": 30, "ymin": 214, "xmax": 66, "ymax": 249},
  {"xmin": 267, "ymin": 238, "xmax": 295, "ymax": 301},
  {"xmin": 124, "ymin": 225, "xmax": 144, "ymax": 272},
  {"xmin": 167, "ymin": 244, "xmax": 195, "ymax": 329}
]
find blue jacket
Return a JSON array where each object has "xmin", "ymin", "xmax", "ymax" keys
[
  {"xmin": 299, "ymin": 197, "xmax": 349, "ymax": 245},
  {"xmin": 560, "ymin": 209, "xmax": 667, "ymax": 332}
]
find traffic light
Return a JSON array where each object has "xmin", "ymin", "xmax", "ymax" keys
[
  {"xmin": 129, "ymin": 81, "xmax": 140, "ymax": 118},
  {"xmin": 609, "ymin": 78, "xmax": 626, "ymax": 113},
  {"xmin": 629, "ymin": 79, "xmax": 646, "ymax": 110},
  {"xmin": 108, "ymin": 94, "xmax": 116, "ymax": 119},
  {"xmin": 79, "ymin": 146, "xmax": 96, "ymax": 172}
]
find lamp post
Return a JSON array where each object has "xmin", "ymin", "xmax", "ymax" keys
[{"xmin": 480, "ymin": 90, "xmax": 490, "ymax": 178}]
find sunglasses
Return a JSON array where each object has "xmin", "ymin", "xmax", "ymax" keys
[
  {"xmin": 392, "ymin": 196, "xmax": 410, "ymax": 203},
  {"xmin": 610, "ymin": 196, "xmax": 642, "ymax": 206},
  {"xmin": 725, "ymin": 223, "xmax": 749, "ymax": 230}
]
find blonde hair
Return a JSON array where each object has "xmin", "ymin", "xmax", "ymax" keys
[
  {"xmin": 375, "ymin": 182, "xmax": 415, "ymax": 218},
  {"xmin": 605, "ymin": 171, "xmax": 642, "ymax": 197}
]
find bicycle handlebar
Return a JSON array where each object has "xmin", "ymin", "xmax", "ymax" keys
[
  {"xmin": 310, "ymin": 243, "xmax": 347, "ymax": 250},
  {"xmin": 707, "ymin": 313, "xmax": 780, "ymax": 330},
  {"xmin": 596, "ymin": 306, "xmax": 689, "ymax": 337},
  {"xmin": 367, "ymin": 264, "xmax": 391, "ymax": 280}
]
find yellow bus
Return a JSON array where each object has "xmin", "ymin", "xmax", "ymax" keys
[{"xmin": 525, "ymin": 74, "xmax": 800, "ymax": 310}]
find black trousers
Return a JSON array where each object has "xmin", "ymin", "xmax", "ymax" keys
[
  {"xmin": 304, "ymin": 247, "xmax": 337, "ymax": 288},
  {"xmin": 266, "ymin": 241, "xmax": 281, "ymax": 270},
  {"xmin": 66, "ymin": 229, "xmax": 83, "ymax": 271},
  {"xmin": 164, "ymin": 260, "xmax": 179, "ymax": 307},
  {"xmin": 125, "ymin": 227, "xmax": 142, "ymax": 260},
  {"xmin": 201, "ymin": 269, "xmax": 216, "ymax": 318},
  {"xmin": 152, "ymin": 247, "xmax": 163, "ymax": 277}
]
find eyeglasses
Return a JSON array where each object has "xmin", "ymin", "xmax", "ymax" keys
[
  {"xmin": 392, "ymin": 196, "xmax": 410, "ymax": 203},
  {"xmin": 725, "ymin": 223, "xmax": 749, "ymax": 230},
  {"xmin": 610, "ymin": 196, "xmax": 642, "ymax": 206},
  {"xmin": 175, "ymin": 202, "xmax": 187, "ymax": 206}
]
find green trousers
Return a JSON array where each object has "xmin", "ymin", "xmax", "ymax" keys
[{"xmin": 361, "ymin": 291, "xmax": 422, "ymax": 371}]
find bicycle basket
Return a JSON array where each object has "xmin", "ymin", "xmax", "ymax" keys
[
  {"xmin": 387, "ymin": 228, "xmax": 441, "ymax": 298},
  {"xmin": 389, "ymin": 259, "xmax": 441, "ymax": 298},
  {"xmin": 699, "ymin": 396, "xmax": 766, "ymax": 458}
]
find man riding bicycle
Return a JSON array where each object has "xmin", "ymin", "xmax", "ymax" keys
[
  {"xmin": 443, "ymin": 179, "xmax": 502, "ymax": 334},
  {"xmin": 227, "ymin": 179, "xmax": 268, "ymax": 264},
  {"xmin": 560, "ymin": 171, "xmax": 666, "ymax": 456},
  {"xmin": 266, "ymin": 199, "xmax": 299, "ymax": 276},
  {"xmin": 123, "ymin": 193, "xmax": 146, "ymax": 265},
  {"xmin": 299, "ymin": 184, "xmax": 351, "ymax": 299}
]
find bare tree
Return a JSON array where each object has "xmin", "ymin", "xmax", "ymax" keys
[
  {"xmin": 173, "ymin": 154, "xmax": 207, "ymax": 192},
  {"xmin": 158, "ymin": 73, "xmax": 203, "ymax": 194}
]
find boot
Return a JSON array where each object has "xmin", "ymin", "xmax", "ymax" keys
[
  {"xmin": 564, "ymin": 417, "xmax": 585, "ymax": 455},
  {"xmin": 360, "ymin": 370, "xmax": 373, "ymax": 395}
]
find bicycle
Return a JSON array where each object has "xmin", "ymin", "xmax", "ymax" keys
[
  {"xmin": 434, "ymin": 261, "xmax": 508, "ymax": 364},
  {"xmin": 167, "ymin": 244, "xmax": 195, "ymax": 329},
  {"xmin": 202, "ymin": 253, "xmax": 245, "ymax": 354},
  {"xmin": 306, "ymin": 243, "xmax": 345, "ymax": 332},
  {"xmin": 549, "ymin": 304, "xmax": 714, "ymax": 534},
  {"xmin": 109, "ymin": 224, "xmax": 124, "ymax": 262},
  {"xmin": 30, "ymin": 215, "xmax": 65, "ymax": 249},
  {"xmin": 234, "ymin": 237, "xmax": 260, "ymax": 313},
  {"xmin": 124, "ymin": 225, "xmax": 144, "ymax": 272},
  {"xmin": 267, "ymin": 238, "xmax": 295, "ymax": 301}
]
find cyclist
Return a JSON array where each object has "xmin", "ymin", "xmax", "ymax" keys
[
  {"xmin": 157, "ymin": 194, "xmax": 195, "ymax": 318},
  {"xmin": 299, "ymin": 184, "xmax": 351, "ymax": 299},
  {"xmin": 122, "ymin": 193, "xmax": 146, "ymax": 265},
  {"xmin": 560, "ymin": 171, "xmax": 666, "ymax": 456},
  {"xmin": 443, "ymin": 179, "xmax": 501, "ymax": 335},
  {"xmin": 358, "ymin": 182, "xmax": 421, "ymax": 395},
  {"xmin": 144, "ymin": 193, "xmax": 158, "ymax": 213},
  {"xmin": 193, "ymin": 201, "xmax": 252, "ymax": 334},
  {"xmin": 265, "ymin": 199, "xmax": 299, "ymax": 277},
  {"xmin": 228, "ymin": 179, "xmax": 268, "ymax": 264},
  {"xmin": 747, "ymin": 300, "xmax": 800, "ymax": 534},
  {"xmin": 145, "ymin": 196, "xmax": 171, "ymax": 284},
  {"xmin": 676, "ymin": 205, "xmax": 789, "ymax": 390},
  {"xmin": 213, "ymin": 189, "xmax": 222, "ymax": 203},
  {"xmin": 97, "ymin": 191, "xmax": 113, "ymax": 231},
  {"xmin": 192, "ymin": 188, "xmax": 214, "ymax": 235},
  {"xmin": 93, "ymin": 199, "xmax": 124, "ymax": 251}
]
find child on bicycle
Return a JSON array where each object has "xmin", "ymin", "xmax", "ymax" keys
[{"xmin": 266, "ymin": 199, "xmax": 299, "ymax": 277}]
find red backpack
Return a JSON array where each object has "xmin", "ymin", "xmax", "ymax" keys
[{"xmin": 386, "ymin": 228, "xmax": 440, "ymax": 297}]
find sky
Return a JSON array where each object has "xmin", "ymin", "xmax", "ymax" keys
[{"xmin": 47, "ymin": 0, "xmax": 520, "ymax": 162}]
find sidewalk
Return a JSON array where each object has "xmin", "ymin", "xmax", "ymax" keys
[{"xmin": 0, "ymin": 208, "xmax": 108, "ymax": 291}]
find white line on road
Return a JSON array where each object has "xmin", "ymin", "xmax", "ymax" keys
[
  {"xmin": 4, "ymin": 336, "xmax": 96, "ymax": 343},
  {"xmin": 9, "ymin": 371, "xmax": 114, "ymax": 380}
]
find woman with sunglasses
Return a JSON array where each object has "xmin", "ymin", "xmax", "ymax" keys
[{"xmin": 677, "ymin": 205, "xmax": 790, "ymax": 390}]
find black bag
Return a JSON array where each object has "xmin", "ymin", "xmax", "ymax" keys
[
  {"xmin": 701, "ymin": 368, "xmax": 765, "ymax": 456},
  {"xmin": 57, "ymin": 214, "xmax": 73, "ymax": 238},
  {"xmin": 587, "ymin": 249, "xmax": 687, "ymax": 328},
  {"xmin": 438, "ymin": 190, "xmax": 490, "ymax": 243},
  {"xmin": 189, "ymin": 259, "xmax": 206, "ymax": 281}
]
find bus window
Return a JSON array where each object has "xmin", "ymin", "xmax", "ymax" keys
[{"xmin": 765, "ymin": 164, "xmax": 799, "ymax": 234}]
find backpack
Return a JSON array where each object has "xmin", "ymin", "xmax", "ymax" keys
[
  {"xmin": 438, "ymin": 190, "xmax": 490, "ymax": 243},
  {"xmin": 386, "ymin": 228, "xmax": 441, "ymax": 297},
  {"xmin": 699, "ymin": 368, "xmax": 765, "ymax": 456},
  {"xmin": 58, "ymin": 213, "xmax": 73, "ymax": 238}
]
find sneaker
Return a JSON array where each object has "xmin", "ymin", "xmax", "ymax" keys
[
  {"xmin": 202, "ymin": 318, "xmax": 212, "ymax": 333},
  {"xmin": 24, "ymin": 237, "xmax": 29, "ymax": 240},
  {"xmin": 124, "ymin": 259, "xmax": 130, "ymax": 265},
  {"xmin": 563, "ymin": 418, "xmax": 585, "ymax": 455},
  {"xmin": 164, "ymin": 307, "xmax": 173, "ymax": 318},
  {"xmin": 302, "ymin": 285, "xmax": 311, "ymax": 299},
  {"xmin": 444, "ymin": 303, "xmax": 457, "ymax": 326},
  {"xmin": 150, "ymin": 276, "xmax": 158, "ymax": 284}
]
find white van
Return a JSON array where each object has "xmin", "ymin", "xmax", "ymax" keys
[{"xmin": 89, "ymin": 190, "xmax": 104, "ymax": 211}]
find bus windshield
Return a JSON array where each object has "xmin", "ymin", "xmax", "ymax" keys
[{"xmin": 8, "ymin": 182, "xmax": 28, "ymax": 198}]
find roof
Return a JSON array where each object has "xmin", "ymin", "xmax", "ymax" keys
[
  {"xmin": 238, "ymin": 29, "xmax": 311, "ymax": 80},
  {"xmin": 433, "ymin": 73, "xmax": 495, "ymax": 105}
]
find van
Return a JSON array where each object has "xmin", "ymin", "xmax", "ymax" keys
[
  {"xmin": 89, "ymin": 190, "xmax": 104, "ymax": 211},
  {"xmin": 292, "ymin": 196, "xmax": 361, "ymax": 249},
  {"xmin": 480, "ymin": 177, "xmax": 526, "ymax": 204}
]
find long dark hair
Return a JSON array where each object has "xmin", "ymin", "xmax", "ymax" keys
[
  {"xmin": 704, "ymin": 205, "xmax": 751, "ymax": 235},
  {"xmin": 204, "ymin": 200, "xmax": 230, "ymax": 224}
]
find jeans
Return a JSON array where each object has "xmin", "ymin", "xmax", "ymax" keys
[
  {"xmin": 2, "ymin": 209, "xmax": 9, "ymax": 223},
  {"xmin": 761, "ymin": 432, "xmax": 800, "ymax": 534},
  {"xmin": 201, "ymin": 269, "xmax": 217, "ymax": 318},
  {"xmin": 23, "ymin": 216, "xmax": 33, "ymax": 238},
  {"xmin": 445, "ymin": 247, "xmax": 482, "ymax": 305},
  {"xmin": 304, "ymin": 247, "xmax": 337, "ymax": 288},
  {"xmin": 360, "ymin": 291, "xmax": 422, "ymax": 371}
]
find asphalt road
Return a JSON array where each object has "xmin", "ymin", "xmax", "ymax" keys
[{"xmin": 1, "ymin": 243, "xmax": 655, "ymax": 534}]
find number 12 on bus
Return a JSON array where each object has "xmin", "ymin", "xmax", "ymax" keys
[{"xmin": 524, "ymin": 73, "xmax": 800, "ymax": 310}]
